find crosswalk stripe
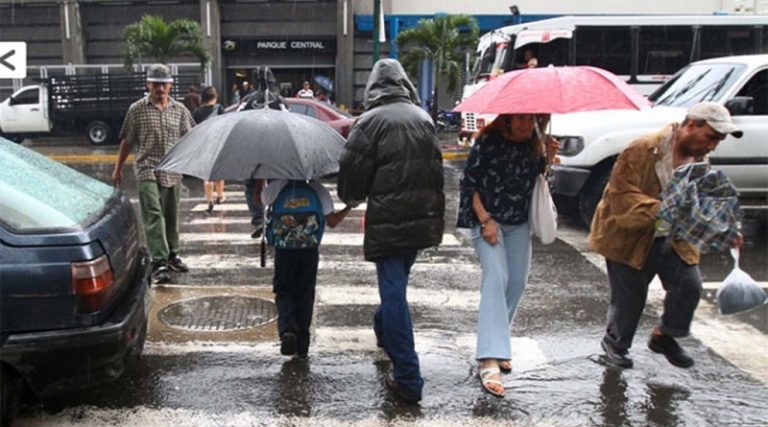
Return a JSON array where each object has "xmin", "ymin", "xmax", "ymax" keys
[
  {"xmin": 317, "ymin": 285, "xmax": 480, "ymax": 309},
  {"xmin": 189, "ymin": 202, "xmax": 366, "ymax": 212},
  {"xmin": 180, "ymin": 232, "xmax": 461, "ymax": 246}
]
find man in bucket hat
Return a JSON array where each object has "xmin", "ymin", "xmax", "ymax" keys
[
  {"xmin": 589, "ymin": 101, "xmax": 743, "ymax": 369},
  {"xmin": 113, "ymin": 64, "xmax": 195, "ymax": 284}
]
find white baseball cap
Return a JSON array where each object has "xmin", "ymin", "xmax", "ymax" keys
[
  {"xmin": 686, "ymin": 101, "xmax": 743, "ymax": 138},
  {"xmin": 146, "ymin": 64, "xmax": 174, "ymax": 83}
]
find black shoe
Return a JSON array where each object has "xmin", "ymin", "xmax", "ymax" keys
[
  {"xmin": 280, "ymin": 332, "xmax": 297, "ymax": 356},
  {"xmin": 600, "ymin": 337, "xmax": 634, "ymax": 369},
  {"xmin": 151, "ymin": 261, "xmax": 171, "ymax": 285},
  {"xmin": 251, "ymin": 225, "xmax": 263, "ymax": 239},
  {"xmin": 385, "ymin": 375, "xmax": 422, "ymax": 405},
  {"xmin": 648, "ymin": 333, "xmax": 694, "ymax": 368},
  {"xmin": 207, "ymin": 202, "xmax": 214, "ymax": 213},
  {"xmin": 167, "ymin": 253, "xmax": 189, "ymax": 273}
]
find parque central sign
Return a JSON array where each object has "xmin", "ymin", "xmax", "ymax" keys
[{"xmin": 255, "ymin": 40, "xmax": 327, "ymax": 50}]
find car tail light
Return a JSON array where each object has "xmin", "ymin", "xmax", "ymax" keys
[
  {"xmin": 476, "ymin": 118, "xmax": 486, "ymax": 130},
  {"xmin": 71, "ymin": 255, "xmax": 115, "ymax": 313}
]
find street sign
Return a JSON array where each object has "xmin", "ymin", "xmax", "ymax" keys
[{"xmin": 0, "ymin": 42, "xmax": 27, "ymax": 78}]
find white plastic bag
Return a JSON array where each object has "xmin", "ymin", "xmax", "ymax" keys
[
  {"xmin": 530, "ymin": 174, "xmax": 557, "ymax": 244},
  {"xmin": 716, "ymin": 248, "xmax": 767, "ymax": 315}
]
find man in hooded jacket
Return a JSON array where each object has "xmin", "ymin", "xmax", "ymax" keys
[{"xmin": 338, "ymin": 59, "xmax": 445, "ymax": 404}]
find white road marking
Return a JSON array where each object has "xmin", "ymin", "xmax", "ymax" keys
[
  {"xmin": 180, "ymin": 232, "xmax": 461, "ymax": 246},
  {"xmin": 317, "ymin": 285, "xmax": 480, "ymax": 309},
  {"xmin": 190, "ymin": 202, "xmax": 366, "ymax": 212}
]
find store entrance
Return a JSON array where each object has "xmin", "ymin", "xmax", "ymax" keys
[{"xmin": 225, "ymin": 67, "xmax": 335, "ymax": 105}]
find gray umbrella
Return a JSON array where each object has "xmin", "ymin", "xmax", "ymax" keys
[{"xmin": 157, "ymin": 108, "xmax": 346, "ymax": 180}]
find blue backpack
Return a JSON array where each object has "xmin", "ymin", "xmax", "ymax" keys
[{"xmin": 266, "ymin": 181, "xmax": 326, "ymax": 249}]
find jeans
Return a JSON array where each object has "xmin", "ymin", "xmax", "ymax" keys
[
  {"xmin": 604, "ymin": 239, "xmax": 703, "ymax": 351},
  {"xmin": 471, "ymin": 223, "xmax": 532, "ymax": 361},
  {"xmin": 373, "ymin": 251, "xmax": 423, "ymax": 396},
  {"xmin": 273, "ymin": 247, "xmax": 319, "ymax": 355},
  {"xmin": 138, "ymin": 180, "xmax": 180, "ymax": 262},
  {"xmin": 244, "ymin": 178, "xmax": 264, "ymax": 227}
]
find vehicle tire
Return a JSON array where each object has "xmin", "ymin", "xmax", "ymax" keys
[
  {"xmin": 578, "ymin": 167, "xmax": 612, "ymax": 229},
  {"xmin": 86, "ymin": 120, "xmax": 112, "ymax": 145},
  {"xmin": 0, "ymin": 365, "xmax": 18, "ymax": 427},
  {"xmin": 0, "ymin": 133, "xmax": 23, "ymax": 144}
]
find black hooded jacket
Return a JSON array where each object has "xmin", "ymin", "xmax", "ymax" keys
[{"xmin": 338, "ymin": 59, "xmax": 445, "ymax": 261}]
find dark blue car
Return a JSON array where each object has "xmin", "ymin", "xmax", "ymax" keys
[{"xmin": 0, "ymin": 138, "xmax": 150, "ymax": 425}]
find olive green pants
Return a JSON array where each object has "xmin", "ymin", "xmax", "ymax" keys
[{"xmin": 138, "ymin": 180, "xmax": 180, "ymax": 262}]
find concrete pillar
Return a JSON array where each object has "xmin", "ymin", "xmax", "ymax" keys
[
  {"xmin": 201, "ymin": 0, "xmax": 223, "ymax": 92},
  {"xmin": 335, "ymin": 0, "xmax": 355, "ymax": 110},
  {"xmin": 60, "ymin": 0, "xmax": 85, "ymax": 65}
]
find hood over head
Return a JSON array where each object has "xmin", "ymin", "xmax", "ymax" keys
[{"xmin": 364, "ymin": 59, "xmax": 420, "ymax": 111}]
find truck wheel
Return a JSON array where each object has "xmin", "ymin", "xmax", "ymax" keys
[
  {"xmin": 86, "ymin": 121, "xmax": 112, "ymax": 145},
  {"xmin": 0, "ymin": 365, "xmax": 18, "ymax": 427},
  {"xmin": 578, "ymin": 168, "xmax": 612, "ymax": 229}
]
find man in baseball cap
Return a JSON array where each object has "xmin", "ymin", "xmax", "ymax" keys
[
  {"xmin": 589, "ymin": 100, "xmax": 743, "ymax": 371},
  {"xmin": 685, "ymin": 101, "xmax": 743, "ymax": 139}
]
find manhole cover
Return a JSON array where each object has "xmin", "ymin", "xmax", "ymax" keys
[{"xmin": 158, "ymin": 296, "xmax": 277, "ymax": 331}]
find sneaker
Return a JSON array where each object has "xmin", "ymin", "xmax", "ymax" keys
[
  {"xmin": 648, "ymin": 333, "xmax": 694, "ymax": 368},
  {"xmin": 385, "ymin": 375, "xmax": 422, "ymax": 405},
  {"xmin": 280, "ymin": 332, "xmax": 297, "ymax": 356},
  {"xmin": 168, "ymin": 253, "xmax": 189, "ymax": 273},
  {"xmin": 600, "ymin": 337, "xmax": 634, "ymax": 369},
  {"xmin": 151, "ymin": 261, "xmax": 171, "ymax": 285},
  {"xmin": 251, "ymin": 224, "xmax": 264, "ymax": 239}
]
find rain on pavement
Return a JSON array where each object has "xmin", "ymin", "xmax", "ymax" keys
[{"xmin": 11, "ymin": 137, "xmax": 768, "ymax": 427}]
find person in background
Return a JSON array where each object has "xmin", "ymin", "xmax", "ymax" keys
[
  {"xmin": 337, "ymin": 58, "xmax": 445, "ymax": 405},
  {"xmin": 263, "ymin": 179, "xmax": 351, "ymax": 359},
  {"xmin": 112, "ymin": 64, "xmax": 195, "ymax": 284},
  {"xmin": 297, "ymin": 81, "xmax": 314, "ymax": 99},
  {"xmin": 183, "ymin": 84, "xmax": 201, "ymax": 112},
  {"xmin": 192, "ymin": 86, "xmax": 227, "ymax": 213},
  {"xmin": 457, "ymin": 114, "xmax": 558, "ymax": 398},
  {"xmin": 590, "ymin": 102, "xmax": 744, "ymax": 370},
  {"xmin": 230, "ymin": 83, "xmax": 241, "ymax": 106}
]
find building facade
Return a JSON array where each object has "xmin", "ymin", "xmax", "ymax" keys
[{"xmin": 0, "ymin": 0, "xmax": 764, "ymax": 109}]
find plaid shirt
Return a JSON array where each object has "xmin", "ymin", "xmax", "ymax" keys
[
  {"xmin": 119, "ymin": 96, "xmax": 194, "ymax": 187},
  {"xmin": 658, "ymin": 162, "xmax": 741, "ymax": 253}
]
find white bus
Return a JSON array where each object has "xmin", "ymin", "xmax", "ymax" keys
[{"xmin": 459, "ymin": 14, "xmax": 768, "ymax": 140}]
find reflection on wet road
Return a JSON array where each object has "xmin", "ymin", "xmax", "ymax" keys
[{"xmin": 12, "ymin": 139, "xmax": 768, "ymax": 426}]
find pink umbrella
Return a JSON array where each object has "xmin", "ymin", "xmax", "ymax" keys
[{"xmin": 454, "ymin": 66, "xmax": 650, "ymax": 114}]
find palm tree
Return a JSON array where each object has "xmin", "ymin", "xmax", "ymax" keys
[
  {"xmin": 122, "ymin": 15, "xmax": 211, "ymax": 71},
  {"xmin": 396, "ymin": 14, "xmax": 479, "ymax": 120}
]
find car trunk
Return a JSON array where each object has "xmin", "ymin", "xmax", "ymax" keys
[{"xmin": 0, "ymin": 194, "xmax": 140, "ymax": 334}]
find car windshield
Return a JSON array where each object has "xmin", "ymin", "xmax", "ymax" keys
[
  {"xmin": 651, "ymin": 63, "xmax": 746, "ymax": 108},
  {"xmin": 0, "ymin": 138, "xmax": 114, "ymax": 231}
]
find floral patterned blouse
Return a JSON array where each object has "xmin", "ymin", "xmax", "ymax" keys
[{"xmin": 457, "ymin": 131, "xmax": 546, "ymax": 228}]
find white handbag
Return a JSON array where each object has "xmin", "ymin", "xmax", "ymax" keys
[{"xmin": 530, "ymin": 173, "xmax": 558, "ymax": 244}]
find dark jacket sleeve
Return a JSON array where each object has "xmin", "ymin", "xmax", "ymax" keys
[{"xmin": 337, "ymin": 122, "xmax": 376, "ymax": 205}]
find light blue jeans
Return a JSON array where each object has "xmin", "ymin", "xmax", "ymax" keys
[{"xmin": 471, "ymin": 222, "xmax": 532, "ymax": 361}]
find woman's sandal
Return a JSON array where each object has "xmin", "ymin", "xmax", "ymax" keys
[
  {"xmin": 499, "ymin": 360, "xmax": 512, "ymax": 374},
  {"xmin": 478, "ymin": 367, "xmax": 505, "ymax": 398}
]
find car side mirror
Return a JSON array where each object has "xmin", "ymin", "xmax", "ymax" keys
[
  {"xmin": 725, "ymin": 97, "xmax": 754, "ymax": 116},
  {"xmin": 8, "ymin": 97, "xmax": 17, "ymax": 106}
]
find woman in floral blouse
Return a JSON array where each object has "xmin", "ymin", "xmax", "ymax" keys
[{"xmin": 457, "ymin": 114, "xmax": 558, "ymax": 398}]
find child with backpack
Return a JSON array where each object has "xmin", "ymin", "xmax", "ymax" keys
[{"xmin": 262, "ymin": 179, "xmax": 351, "ymax": 358}]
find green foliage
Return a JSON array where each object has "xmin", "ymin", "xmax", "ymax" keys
[
  {"xmin": 396, "ymin": 14, "xmax": 479, "ymax": 115},
  {"xmin": 123, "ymin": 15, "xmax": 211, "ymax": 70}
]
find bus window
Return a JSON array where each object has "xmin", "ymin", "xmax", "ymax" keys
[
  {"xmin": 517, "ymin": 39, "xmax": 570, "ymax": 69},
  {"xmin": 701, "ymin": 26, "xmax": 760, "ymax": 59},
  {"xmin": 574, "ymin": 27, "xmax": 632, "ymax": 75},
  {"xmin": 638, "ymin": 26, "xmax": 694, "ymax": 76}
]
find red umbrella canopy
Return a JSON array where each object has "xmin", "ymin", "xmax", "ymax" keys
[{"xmin": 454, "ymin": 66, "xmax": 650, "ymax": 115}]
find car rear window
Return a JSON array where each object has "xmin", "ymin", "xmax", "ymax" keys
[{"xmin": 0, "ymin": 138, "xmax": 114, "ymax": 231}]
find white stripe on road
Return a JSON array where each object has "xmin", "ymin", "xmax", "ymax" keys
[
  {"xmin": 317, "ymin": 285, "xmax": 480, "ymax": 310},
  {"xmin": 180, "ymin": 232, "xmax": 461, "ymax": 246},
  {"xmin": 143, "ymin": 328, "xmax": 548, "ymax": 373},
  {"xmin": 190, "ymin": 202, "xmax": 366, "ymax": 212}
]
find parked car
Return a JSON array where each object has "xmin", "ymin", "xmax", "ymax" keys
[
  {"xmin": 0, "ymin": 137, "xmax": 150, "ymax": 425},
  {"xmin": 226, "ymin": 94, "xmax": 355, "ymax": 138},
  {"xmin": 549, "ymin": 54, "xmax": 768, "ymax": 226}
]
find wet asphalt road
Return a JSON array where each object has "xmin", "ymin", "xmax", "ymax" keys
[{"xmin": 9, "ymin": 137, "xmax": 768, "ymax": 427}]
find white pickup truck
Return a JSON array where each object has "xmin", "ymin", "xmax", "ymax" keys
[{"xmin": 550, "ymin": 54, "xmax": 768, "ymax": 226}]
